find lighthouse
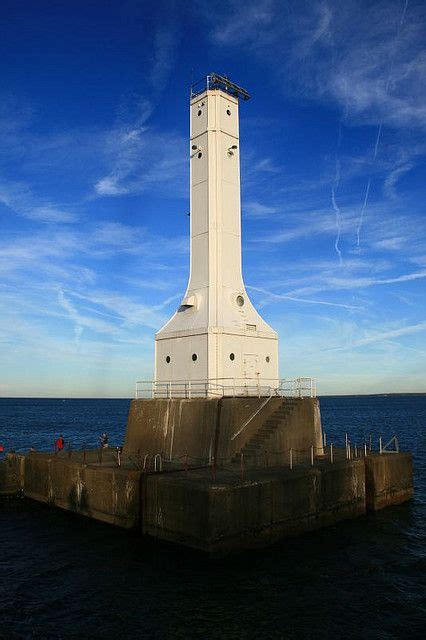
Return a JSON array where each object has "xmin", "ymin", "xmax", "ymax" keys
[{"xmin": 155, "ymin": 74, "xmax": 279, "ymax": 395}]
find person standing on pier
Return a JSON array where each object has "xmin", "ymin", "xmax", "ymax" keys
[{"xmin": 100, "ymin": 433, "xmax": 109, "ymax": 448}]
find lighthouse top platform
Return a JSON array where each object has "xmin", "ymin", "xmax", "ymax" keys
[{"xmin": 190, "ymin": 72, "xmax": 251, "ymax": 101}]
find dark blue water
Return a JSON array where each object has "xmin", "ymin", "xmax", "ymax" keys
[{"xmin": 1, "ymin": 396, "xmax": 425, "ymax": 639}]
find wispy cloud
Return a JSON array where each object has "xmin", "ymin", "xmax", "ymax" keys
[
  {"xmin": 244, "ymin": 201, "xmax": 278, "ymax": 219},
  {"xmin": 0, "ymin": 181, "xmax": 78, "ymax": 223},
  {"xmin": 248, "ymin": 285, "xmax": 360, "ymax": 310},
  {"xmin": 351, "ymin": 320, "xmax": 426, "ymax": 347},
  {"xmin": 208, "ymin": 0, "xmax": 426, "ymax": 129},
  {"xmin": 383, "ymin": 162, "xmax": 414, "ymax": 198},
  {"xmin": 285, "ymin": 269, "xmax": 426, "ymax": 298},
  {"xmin": 93, "ymin": 128, "xmax": 186, "ymax": 197}
]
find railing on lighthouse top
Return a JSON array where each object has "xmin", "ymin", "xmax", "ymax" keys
[
  {"xmin": 190, "ymin": 72, "xmax": 251, "ymax": 101},
  {"xmin": 135, "ymin": 377, "xmax": 316, "ymax": 400}
]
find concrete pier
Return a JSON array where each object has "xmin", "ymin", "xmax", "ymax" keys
[
  {"xmin": 0, "ymin": 397, "xmax": 414, "ymax": 555},
  {"xmin": 0, "ymin": 448, "xmax": 413, "ymax": 554}
]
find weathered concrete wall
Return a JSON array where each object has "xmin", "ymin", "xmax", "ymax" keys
[
  {"xmin": 124, "ymin": 397, "xmax": 323, "ymax": 464},
  {"xmin": 124, "ymin": 398, "xmax": 219, "ymax": 462},
  {"xmin": 142, "ymin": 460, "xmax": 366, "ymax": 554},
  {"xmin": 23, "ymin": 453, "xmax": 141, "ymax": 528},
  {"xmin": 0, "ymin": 454, "xmax": 25, "ymax": 495},
  {"xmin": 1, "ymin": 447, "xmax": 414, "ymax": 555},
  {"xmin": 218, "ymin": 397, "xmax": 323, "ymax": 461},
  {"xmin": 365, "ymin": 452, "xmax": 413, "ymax": 511}
]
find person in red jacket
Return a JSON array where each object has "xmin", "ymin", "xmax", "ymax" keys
[{"xmin": 55, "ymin": 435, "xmax": 65, "ymax": 451}]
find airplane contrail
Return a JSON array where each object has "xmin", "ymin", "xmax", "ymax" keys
[{"xmin": 356, "ymin": 1, "xmax": 408, "ymax": 249}]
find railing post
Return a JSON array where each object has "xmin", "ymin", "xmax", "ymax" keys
[
  {"xmin": 330, "ymin": 443, "xmax": 334, "ymax": 464},
  {"xmin": 168, "ymin": 382, "xmax": 172, "ymax": 399},
  {"xmin": 323, "ymin": 431, "xmax": 327, "ymax": 447},
  {"xmin": 289, "ymin": 448, "xmax": 293, "ymax": 470},
  {"xmin": 379, "ymin": 436, "xmax": 383, "ymax": 454},
  {"xmin": 310, "ymin": 445, "xmax": 314, "ymax": 466},
  {"xmin": 154, "ymin": 454, "xmax": 162, "ymax": 472},
  {"xmin": 354, "ymin": 443, "xmax": 358, "ymax": 458},
  {"xmin": 188, "ymin": 380, "xmax": 191, "ymax": 400},
  {"xmin": 364, "ymin": 442, "xmax": 367, "ymax": 457}
]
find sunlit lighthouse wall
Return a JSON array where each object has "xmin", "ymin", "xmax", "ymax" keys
[{"xmin": 155, "ymin": 75, "xmax": 279, "ymax": 394}]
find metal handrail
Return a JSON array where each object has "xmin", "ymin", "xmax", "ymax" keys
[
  {"xmin": 135, "ymin": 377, "xmax": 316, "ymax": 400},
  {"xmin": 382, "ymin": 435, "xmax": 400, "ymax": 453},
  {"xmin": 230, "ymin": 393, "xmax": 274, "ymax": 441}
]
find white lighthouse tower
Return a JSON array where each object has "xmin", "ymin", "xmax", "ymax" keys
[{"xmin": 155, "ymin": 74, "xmax": 279, "ymax": 395}]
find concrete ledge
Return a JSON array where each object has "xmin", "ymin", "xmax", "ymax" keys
[
  {"xmin": 142, "ymin": 461, "xmax": 366, "ymax": 554},
  {"xmin": 365, "ymin": 452, "xmax": 413, "ymax": 511},
  {"xmin": 0, "ymin": 454, "xmax": 25, "ymax": 496},
  {"xmin": 23, "ymin": 454, "xmax": 141, "ymax": 528}
]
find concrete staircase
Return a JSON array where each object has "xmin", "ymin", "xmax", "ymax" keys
[{"xmin": 232, "ymin": 398, "xmax": 300, "ymax": 463}]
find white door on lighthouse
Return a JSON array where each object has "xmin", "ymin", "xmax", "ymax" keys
[{"xmin": 243, "ymin": 354, "xmax": 258, "ymax": 380}]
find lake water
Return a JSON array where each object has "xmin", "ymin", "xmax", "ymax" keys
[{"xmin": 0, "ymin": 395, "xmax": 425, "ymax": 639}]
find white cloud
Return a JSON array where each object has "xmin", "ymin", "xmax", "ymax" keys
[
  {"xmin": 351, "ymin": 320, "xmax": 426, "ymax": 347},
  {"xmin": 244, "ymin": 201, "xmax": 278, "ymax": 219},
  {"xmin": 208, "ymin": 0, "xmax": 426, "ymax": 129},
  {"xmin": 0, "ymin": 181, "xmax": 78, "ymax": 223},
  {"xmin": 383, "ymin": 162, "xmax": 414, "ymax": 198},
  {"xmin": 248, "ymin": 285, "xmax": 360, "ymax": 310},
  {"xmin": 94, "ymin": 128, "xmax": 186, "ymax": 197}
]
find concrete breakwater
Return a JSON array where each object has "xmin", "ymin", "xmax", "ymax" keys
[{"xmin": 0, "ymin": 397, "xmax": 414, "ymax": 555}]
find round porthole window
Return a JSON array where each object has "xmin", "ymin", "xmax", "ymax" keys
[
  {"xmin": 227, "ymin": 109, "xmax": 231, "ymax": 115},
  {"xmin": 236, "ymin": 295, "xmax": 244, "ymax": 307},
  {"xmin": 197, "ymin": 152, "xmax": 202, "ymax": 159},
  {"xmin": 266, "ymin": 356, "xmax": 270, "ymax": 363},
  {"xmin": 230, "ymin": 353, "xmax": 235, "ymax": 361},
  {"xmin": 197, "ymin": 109, "xmax": 202, "ymax": 116},
  {"xmin": 166, "ymin": 356, "xmax": 171, "ymax": 364},
  {"xmin": 192, "ymin": 353, "xmax": 198, "ymax": 362}
]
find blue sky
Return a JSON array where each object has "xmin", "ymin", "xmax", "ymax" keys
[{"xmin": 1, "ymin": 0, "xmax": 425, "ymax": 397}]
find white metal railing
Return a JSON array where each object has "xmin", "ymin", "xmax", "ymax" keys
[
  {"xmin": 135, "ymin": 377, "xmax": 316, "ymax": 399},
  {"xmin": 380, "ymin": 435, "xmax": 400, "ymax": 454},
  {"xmin": 231, "ymin": 393, "xmax": 274, "ymax": 441}
]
